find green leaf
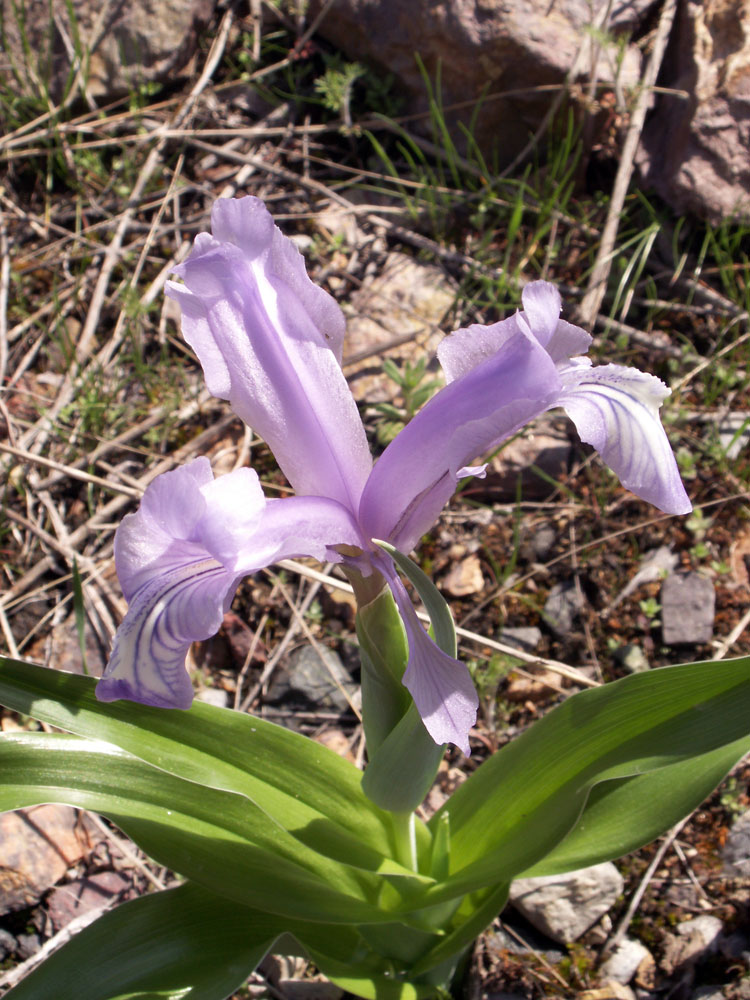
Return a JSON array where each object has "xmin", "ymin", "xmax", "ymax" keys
[
  {"xmin": 4, "ymin": 881, "xmax": 281, "ymax": 1000},
  {"xmin": 4, "ymin": 877, "xmax": 443, "ymax": 1000},
  {"xmin": 362, "ymin": 702, "xmax": 444, "ymax": 814},
  {"xmin": 422, "ymin": 657, "xmax": 750, "ymax": 903},
  {"xmin": 521, "ymin": 735, "xmax": 749, "ymax": 876},
  {"xmin": 0, "ymin": 732, "xmax": 407, "ymax": 924},
  {"xmin": 0, "ymin": 657, "xmax": 398, "ymax": 872}
]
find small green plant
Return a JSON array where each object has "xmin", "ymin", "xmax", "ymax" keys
[
  {"xmin": 639, "ymin": 597, "xmax": 662, "ymax": 623},
  {"xmin": 373, "ymin": 356, "xmax": 443, "ymax": 446}
]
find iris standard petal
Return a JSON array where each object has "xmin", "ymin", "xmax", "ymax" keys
[
  {"xmin": 98, "ymin": 459, "xmax": 363, "ymax": 709},
  {"xmin": 556, "ymin": 360, "xmax": 692, "ymax": 515},
  {"xmin": 518, "ymin": 281, "xmax": 592, "ymax": 362},
  {"xmin": 359, "ymin": 329, "xmax": 561, "ymax": 553},
  {"xmin": 166, "ymin": 196, "xmax": 371, "ymax": 511},
  {"xmin": 385, "ymin": 571, "xmax": 477, "ymax": 754}
]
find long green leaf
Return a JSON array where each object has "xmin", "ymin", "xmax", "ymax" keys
[
  {"xmin": 0, "ymin": 732, "xmax": 404, "ymax": 924},
  {"xmin": 4, "ymin": 879, "xmax": 439, "ymax": 1000},
  {"xmin": 4, "ymin": 881, "xmax": 282, "ymax": 1000},
  {"xmin": 520, "ymin": 736, "xmax": 749, "ymax": 876},
  {"xmin": 421, "ymin": 658, "xmax": 750, "ymax": 903},
  {"xmin": 0, "ymin": 657, "xmax": 404, "ymax": 870}
]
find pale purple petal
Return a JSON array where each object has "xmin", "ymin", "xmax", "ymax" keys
[
  {"xmin": 386, "ymin": 571, "xmax": 477, "ymax": 755},
  {"xmin": 359, "ymin": 330, "xmax": 561, "ymax": 553},
  {"xmin": 166, "ymin": 196, "xmax": 371, "ymax": 510},
  {"xmin": 519, "ymin": 281, "xmax": 592, "ymax": 362},
  {"xmin": 556, "ymin": 360, "xmax": 692, "ymax": 515},
  {"xmin": 98, "ymin": 459, "xmax": 361, "ymax": 709},
  {"xmin": 437, "ymin": 313, "xmax": 520, "ymax": 384}
]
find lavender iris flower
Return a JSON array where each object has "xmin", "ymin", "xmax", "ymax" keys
[{"xmin": 96, "ymin": 196, "xmax": 691, "ymax": 754}]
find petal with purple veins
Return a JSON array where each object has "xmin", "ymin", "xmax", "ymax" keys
[
  {"xmin": 98, "ymin": 459, "xmax": 364, "ymax": 709},
  {"xmin": 556, "ymin": 360, "xmax": 692, "ymax": 515}
]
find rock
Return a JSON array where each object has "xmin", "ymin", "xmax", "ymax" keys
[
  {"xmin": 15, "ymin": 933, "xmax": 42, "ymax": 960},
  {"xmin": 542, "ymin": 579, "xmax": 586, "ymax": 637},
  {"xmin": 0, "ymin": 805, "xmax": 100, "ymax": 915},
  {"xmin": 509, "ymin": 862, "xmax": 624, "ymax": 943},
  {"xmin": 724, "ymin": 809, "xmax": 750, "ymax": 876},
  {"xmin": 280, "ymin": 645, "xmax": 357, "ymax": 713},
  {"xmin": 500, "ymin": 626, "xmax": 543, "ymax": 654},
  {"xmin": 343, "ymin": 251, "xmax": 454, "ymax": 405},
  {"xmin": 1, "ymin": 0, "xmax": 214, "ymax": 105},
  {"xmin": 442, "ymin": 554, "xmax": 484, "ymax": 597},
  {"xmin": 662, "ymin": 915, "xmax": 724, "ymax": 976},
  {"xmin": 0, "ymin": 927, "xmax": 16, "ymax": 959},
  {"xmin": 660, "ymin": 572, "xmax": 715, "ymax": 645},
  {"xmin": 310, "ymin": 0, "xmax": 643, "ymax": 168},
  {"xmin": 46, "ymin": 872, "xmax": 132, "ymax": 932},
  {"xmin": 677, "ymin": 915, "xmax": 723, "ymax": 952},
  {"xmin": 612, "ymin": 643, "xmax": 650, "ymax": 674},
  {"xmin": 600, "ymin": 938, "xmax": 653, "ymax": 985},
  {"xmin": 638, "ymin": 0, "xmax": 750, "ymax": 222},
  {"xmin": 523, "ymin": 524, "xmax": 557, "ymax": 562},
  {"xmin": 196, "ymin": 686, "xmax": 230, "ymax": 708}
]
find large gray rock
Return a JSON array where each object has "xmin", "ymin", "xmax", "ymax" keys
[
  {"xmin": 510, "ymin": 862, "xmax": 624, "ymax": 943},
  {"xmin": 1, "ymin": 0, "xmax": 214, "ymax": 104},
  {"xmin": 310, "ymin": 0, "xmax": 644, "ymax": 168},
  {"xmin": 637, "ymin": 0, "xmax": 750, "ymax": 221}
]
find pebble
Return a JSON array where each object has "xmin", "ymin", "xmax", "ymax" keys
[
  {"xmin": 660, "ymin": 572, "xmax": 715, "ymax": 645},
  {"xmin": 442, "ymin": 554, "xmax": 484, "ymax": 597},
  {"xmin": 500, "ymin": 626, "xmax": 542, "ymax": 653},
  {"xmin": 272, "ymin": 645, "xmax": 357, "ymax": 713},
  {"xmin": 599, "ymin": 938, "xmax": 652, "ymax": 985},
  {"xmin": 612, "ymin": 644, "xmax": 650, "ymax": 674},
  {"xmin": 722, "ymin": 807, "xmax": 750, "ymax": 876},
  {"xmin": 542, "ymin": 579, "xmax": 586, "ymax": 637}
]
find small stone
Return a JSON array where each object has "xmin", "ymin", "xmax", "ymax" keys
[
  {"xmin": 600, "ymin": 939, "xmax": 652, "ymax": 985},
  {"xmin": 510, "ymin": 862, "xmax": 624, "ymax": 943},
  {"xmin": 196, "ymin": 687, "xmax": 230, "ymax": 708},
  {"xmin": 660, "ymin": 573, "xmax": 715, "ymax": 645},
  {"xmin": 500, "ymin": 627, "xmax": 542, "ymax": 654},
  {"xmin": 542, "ymin": 580, "xmax": 586, "ymax": 638},
  {"xmin": 613, "ymin": 644, "xmax": 650, "ymax": 674},
  {"xmin": 0, "ymin": 927, "xmax": 16, "ymax": 959},
  {"xmin": 15, "ymin": 933, "xmax": 41, "ymax": 960},
  {"xmin": 442, "ymin": 554, "xmax": 484, "ymax": 597},
  {"xmin": 676, "ymin": 915, "xmax": 723, "ymax": 951},
  {"xmin": 525, "ymin": 525, "xmax": 556, "ymax": 562},
  {"xmin": 285, "ymin": 645, "xmax": 357, "ymax": 713},
  {"xmin": 722, "ymin": 808, "xmax": 750, "ymax": 876}
]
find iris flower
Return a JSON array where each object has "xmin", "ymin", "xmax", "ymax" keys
[{"xmin": 97, "ymin": 196, "xmax": 690, "ymax": 753}]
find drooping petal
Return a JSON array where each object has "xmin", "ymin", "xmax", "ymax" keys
[
  {"xmin": 555, "ymin": 360, "xmax": 692, "ymax": 514},
  {"xmin": 97, "ymin": 459, "xmax": 363, "ymax": 709},
  {"xmin": 359, "ymin": 328, "xmax": 561, "ymax": 553},
  {"xmin": 385, "ymin": 571, "xmax": 477, "ymax": 755},
  {"xmin": 166, "ymin": 196, "xmax": 371, "ymax": 511}
]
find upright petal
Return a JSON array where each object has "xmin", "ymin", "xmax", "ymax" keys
[
  {"xmin": 384, "ymin": 570, "xmax": 477, "ymax": 754},
  {"xmin": 556, "ymin": 360, "xmax": 692, "ymax": 514},
  {"xmin": 97, "ymin": 459, "xmax": 363, "ymax": 709},
  {"xmin": 518, "ymin": 281, "xmax": 592, "ymax": 362},
  {"xmin": 166, "ymin": 197, "xmax": 371, "ymax": 511},
  {"xmin": 359, "ymin": 328, "xmax": 561, "ymax": 553}
]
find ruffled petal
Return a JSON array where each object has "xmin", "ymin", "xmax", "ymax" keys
[
  {"xmin": 556, "ymin": 360, "xmax": 692, "ymax": 515},
  {"xmin": 359, "ymin": 328, "xmax": 561, "ymax": 553},
  {"xmin": 385, "ymin": 572, "xmax": 477, "ymax": 755},
  {"xmin": 98, "ymin": 459, "xmax": 362, "ymax": 709},
  {"xmin": 166, "ymin": 196, "xmax": 371, "ymax": 511}
]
